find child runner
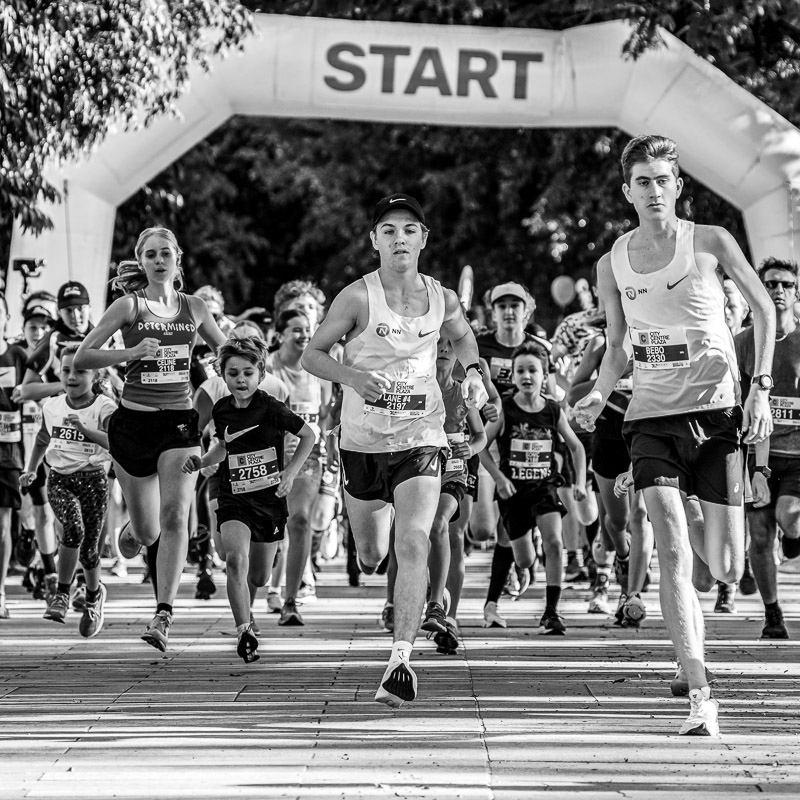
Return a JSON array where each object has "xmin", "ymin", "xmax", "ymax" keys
[
  {"xmin": 480, "ymin": 341, "xmax": 587, "ymax": 635},
  {"xmin": 183, "ymin": 336, "xmax": 315, "ymax": 663},
  {"xmin": 21, "ymin": 345, "xmax": 116, "ymax": 637},
  {"xmin": 422, "ymin": 336, "xmax": 486, "ymax": 652}
]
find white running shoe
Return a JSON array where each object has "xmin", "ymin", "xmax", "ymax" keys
[
  {"xmin": 118, "ymin": 521, "xmax": 141, "ymax": 560},
  {"xmin": 679, "ymin": 687, "xmax": 720, "ymax": 736},
  {"xmin": 267, "ymin": 591, "xmax": 283, "ymax": 613},
  {"xmin": 483, "ymin": 601, "xmax": 507, "ymax": 628},
  {"xmin": 375, "ymin": 651, "xmax": 417, "ymax": 708}
]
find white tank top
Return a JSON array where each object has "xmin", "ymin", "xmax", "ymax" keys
[
  {"xmin": 341, "ymin": 270, "xmax": 447, "ymax": 453},
  {"xmin": 610, "ymin": 219, "xmax": 740, "ymax": 420}
]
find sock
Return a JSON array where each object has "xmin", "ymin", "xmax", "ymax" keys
[
  {"xmin": 236, "ymin": 622, "xmax": 251, "ymax": 636},
  {"xmin": 41, "ymin": 553, "xmax": 57, "ymax": 574},
  {"xmin": 567, "ymin": 549, "xmax": 577, "ymax": 560},
  {"xmin": 86, "ymin": 587, "xmax": 101, "ymax": 604},
  {"xmin": 57, "ymin": 582, "xmax": 71, "ymax": 595},
  {"xmin": 584, "ymin": 517, "xmax": 599, "ymax": 546},
  {"xmin": 765, "ymin": 600, "xmax": 780, "ymax": 613},
  {"xmin": 156, "ymin": 602, "xmax": 173, "ymax": 616},
  {"xmin": 146, "ymin": 539, "xmax": 160, "ymax": 597},
  {"xmin": 391, "ymin": 640, "xmax": 412, "ymax": 662},
  {"xmin": 545, "ymin": 585, "xmax": 562, "ymax": 611},
  {"xmin": 486, "ymin": 544, "xmax": 515, "ymax": 604},
  {"xmin": 597, "ymin": 565, "xmax": 612, "ymax": 578}
]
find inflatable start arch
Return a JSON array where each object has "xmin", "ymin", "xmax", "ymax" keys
[{"xmin": 8, "ymin": 14, "xmax": 800, "ymax": 317}]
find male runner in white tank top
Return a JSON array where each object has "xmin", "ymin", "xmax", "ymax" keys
[
  {"xmin": 303, "ymin": 193, "xmax": 487, "ymax": 708},
  {"xmin": 573, "ymin": 135, "xmax": 775, "ymax": 737}
]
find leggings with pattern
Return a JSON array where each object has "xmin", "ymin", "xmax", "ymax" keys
[{"xmin": 47, "ymin": 470, "xmax": 109, "ymax": 571}]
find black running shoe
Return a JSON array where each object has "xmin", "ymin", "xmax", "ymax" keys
[
  {"xmin": 781, "ymin": 535, "xmax": 800, "ymax": 560},
  {"xmin": 538, "ymin": 608, "xmax": 566, "ymax": 635},
  {"xmin": 195, "ymin": 570, "xmax": 216, "ymax": 600},
  {"xmin": 237, "ymin": 627, "xmax": 260, "ymax": 664},
  {"xmin": 421, "ymin": 601, "xmax": 447, "ymax": 634},
  {"xmin": 14, "ymin": 528, "xmax": 37, "ymax": 568},
  {"xmin": 434, "ymin": 619, "xmax": 459, "ymax": 655},
  {"xmin": 714, "ymin": 582, "xmax": 736, "ymax": 614},
  {"xmin": 738, "ymin": 557, "xmax": 757, "ymax": 596},
  {"xmin": 762, "ymin": 605, "xmax": 789, "ymax": 639}
]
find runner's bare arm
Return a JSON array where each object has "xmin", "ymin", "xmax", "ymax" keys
[
  {"xmin": 442, "ymin": 288, "xmax": 488, "ymax": 409},
  {"xmin": 187, "ymin": 295, "xmax": 228, "ymax": 353},
  {"xmin": 72, "ymin": 297, "xmax": 148, "ymax": 370}
]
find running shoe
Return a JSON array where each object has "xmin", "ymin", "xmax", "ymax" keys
[
  {"xmin": 421, "ymin": 601, "xmax": 447, "ymax": 634},
  {"xmin": 278, "ymin": 599, "xmax": 304, "ymax": 626},
  {"xmin": 503, "ymin": 568, "xmax": 520, "ymax": 597},
  {"xmin": 375, "ymin": 650, "xmax": 417, "ymax": 708},
  {"xmin": 515, "ymin": 564, "xmax": 534, "ymax": 600},
  {"xmin": 564, "ymin": 553, "xmax": 588, "ymax": 582},
  {"xmin": 296, "ymin": 581, "xmax": 317, "ymax": 604},
  {"xmin": 622, "ymin": 593, "xmax": 647, "ymax": 627},
  {"xmin": 761, "ymin": 605, "xmax": 789, "ymax": 639},
  {"xmin": 0, "ymin": 595, "xmax": 9, "ymax": 620},
  {"xmin": 110, "ymin": 558, "xmax": 128, "ymax": 578},
  {"xmin": 71, "ymin": 583, "xmax": 87, "ymax": 612},
  {"xmin": 267, "ymin": 591, "xmax": 283, "ymax": 613},
  {"xmin": 79, "ymin": 584, "xmax": 107, "ymax": 638},
  {"xmin": 670, "ymin": 664, "xmax": 718, "ymax": 697},
  {"xmin": 14, "ymin": 527, "xmax": 37, "ymax": 568},
  {"xmin": 44, "ymin": 591, "xmax": 69, "ymax": 623},
  {"xmin": 738, "ymin": 557, "xmax": 757, "ymax": 596},
  {"xmin": 613, "ymin": 593, "xmax": 627, "ymax": 626},
  {"xmin": 538, "ymin": 608, "xmax": 566, "ymax": 636},
  {"xmin": 588, "ymin": 573, "xmax": 612, "ymax": 614},
  {"xmin": 141, "ymin": 610, "xmax": 172, "ymax": 652},
  {"xmin": 679, "ymin": 688, "xmax": 720, "ymax": 737},
  {"xmin": 249, "ymin": 612, "xmax": 261, "ymax": 636},
  {"xmin": 237, "ymin": 626, "xmax": 260, "ymax": 664},
  {"xmin": 714, "ymin": 582, "xmax": 736, "ymax": 614},
  {"xmin": 434, "ymin": 617, "xmax": 460, "ymax": 655},
  {"xmin": 195, "ymin": 570, "xmax": 216, "ymax": 600},
  {"xmin": 118, "ymin": 521, "xmax": 141, "ymax": 559},
  {"xmin": 44, "ymin": 574, "xmax": 57, "ymax": 604},
  {"xmin": 381, "ymin": 603, "xmax": 395, "ymax": 633},
  {"xmin": 483, "ymin": 601, "xmax": 507, "ymax": 628}
]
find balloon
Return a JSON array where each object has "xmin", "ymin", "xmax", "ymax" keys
[
  {"xmin": 551, "ymin": 275, "xmax": 576, "ymax": 307},
  {"xmin": 458, "ymin": 265, "xmax": 474, "ymax": 310}
]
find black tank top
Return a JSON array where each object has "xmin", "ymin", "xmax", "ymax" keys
[{"xmin": 497, "ymin": 396, "xmax": 560, "ymax": 487}]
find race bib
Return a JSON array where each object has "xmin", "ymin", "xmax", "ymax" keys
[
  {"xmin": 445, "ymin": 431, "xmax": 466, "ymax": 474},
  {"xmin": 22, "ymin": 401, "xmax": 42, "ymax": 438},
  {"xmin": 510, "ymin": 437, "xmax": 552, "ymax": 481},
  {"xmin": 0, "ymin": 410, "xmax": 21, "ymax": 443},
  {"xmin": 490, "ymin": 357, "xmax": 513, "ymax": 386},
  {"xmin": 365, "ymin": 378, "xmax": 427, "ymax": 418},
  {"xmin": 771, "ymin": 396, "xmax": 800, "ymax": 426},
  {"xmin": 141, "ymin": 344, "xmax": 191, "ymax": 385},
  {"xmin": 52, "ymin": 420, "xmax": 94, "ymax": 455},
  {"xmin": 228, "ymin": 447, "xmax": 280, "ymax": 494},
  {"xmin": 291, "ymin": 401, "xmax": 319, "ymax": 426},
  {"xmin": 631, "ymin": 328, "xmax": 690, "ymax": 370}
]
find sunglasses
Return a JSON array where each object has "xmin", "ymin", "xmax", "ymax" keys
[{"xmin": 764, "ymin": 280, "xmax": 797, "ymax": 291}]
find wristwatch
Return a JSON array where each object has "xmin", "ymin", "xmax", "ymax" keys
[
  {"xmin": 752, "ymin": 374, "xmax": 774, "ymax": 391},
  {"xmin": 465, "ymin": 362, "xmax": 485, "ymax": 377},
  {"xmin": 753, "ymin": 465, "xmax": 772, "ymax": 479}
]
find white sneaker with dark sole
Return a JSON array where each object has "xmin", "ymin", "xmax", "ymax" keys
[{"xmin": 679, "ymin": 688, "xmax": 720, "ymax": 736}]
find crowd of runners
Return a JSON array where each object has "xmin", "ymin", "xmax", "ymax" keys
[{"xmin": 1, "ymin": 134, "xmax": 798, "ymax": 737}]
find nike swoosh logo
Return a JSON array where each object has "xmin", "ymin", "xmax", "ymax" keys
[
  {"xmin": 418, "ymin": 330, "xmax": 436, "ymax": 337},
  {"xmin": 389, "ymin": 198, "xmax": 402, "ymax": 203},
  {"xmin": 666, "ymin": 275, "xmax": 688, "ymax": 291},
  {"xmin": 224, "ymin": 425, "xmax": 259, "ymax": 443}
]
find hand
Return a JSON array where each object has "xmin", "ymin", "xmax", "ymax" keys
[
  {"xmin": 65, "ymin": 414, "xmax": 87, "ymax": 432},
  {"xmin": 614, "ymin": 469, "xmax": 634, "ymax": 498},
  {"xmin": 451, "ymin": 441, "xmax": 472, "ymax": 459},
  {"xmin": 276, "ymin": 470, "xmax": 296, "ymax": 498},
  {"xmin": 495, "ymin": 474, "xmax": 516, "ymax": 500},
  {"xmin": 11, "ymin": 385, "xmax": 23, "ymax": 403},
  {"xmin": 743, "ymin": 388, "xmax": 773, "ymax": 444},
  {"xmin": 573, "ymin": 484, "xmax": 587, "ymax": 502},
  {"xmin": 751, "ymin": 472, "xmax": 771, "ymax": 508},
  {"xmin": 182, "ymin": 455, "xmax": 202, "ymax": 473},
  {"xmin": 462, "ymin": 373, "xmax": 488, "ymax": 410},
  {"xmin": 571, "ymin": 390, "xmax": 604, "ymax": 432},
  {"xmin": 482, "ymin": 403, "xmax": 499, "ymax": 423},
  {"xmin": 19, "ymin": 471, "xmax": 37, "ymax": 488},
  {"xmin": 354, "ymin": 370, "xmax": 392, "ymax": 402},
  {"xmin": 131, "ymin": 337, "xmax": 160, "ymax": 360},
  {"xmin": 200, "ymin": 462, "xmax": 219, "ymax": 477}
]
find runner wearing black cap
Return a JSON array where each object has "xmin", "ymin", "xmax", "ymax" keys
[{"xmin": 303, "ymin": 193, "xmax": 488, "ymax": 707}]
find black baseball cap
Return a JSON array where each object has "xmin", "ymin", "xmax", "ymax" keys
[
  {"xmin": 372, "ymin": 193, "xmax": 426, "ymax": 228},
  {"xmin": 57, "ymin": 281, "xmax": 90, "ymax": 309},
  {"xmin": 23, "ymin": 302, "xmax": 56, "ymax": 323}
]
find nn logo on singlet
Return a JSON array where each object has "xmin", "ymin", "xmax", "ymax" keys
[
  {"xmin": 375, "ymin": 323, "xmax": 401, "ymax": 337},
  {"xmin": 624, "ymin": 287, "xmax": 647, "ymax": 300}
]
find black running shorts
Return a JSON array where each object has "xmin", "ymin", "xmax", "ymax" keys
[
  {"xmin": 592, "ymin": 434, "xmax": 631, "ymax": 481},
  {"xmin": 624, "ymin": 407, "xmax": 744, "ymax": 506},
  {"xmin": 340, "ymin": 446, "xmax": 442, "ymax": 503},
  {"xmin": 108, "ymin": 406, "xmax": 201, "ymax": 478},
  {"xmin": 747, "ymin": 454, "xmax": 800, "ymax": 510},
  {"xmin": 0, "ymin": 468, "xmax": 21, "ymax": 510},
  {"xmin": 498, "ymin": 483, "xmax": 566, "ymax": 540},
  {"xmin": 216, "ymin": 501, "xmax": 286, "ymax": 544}
]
